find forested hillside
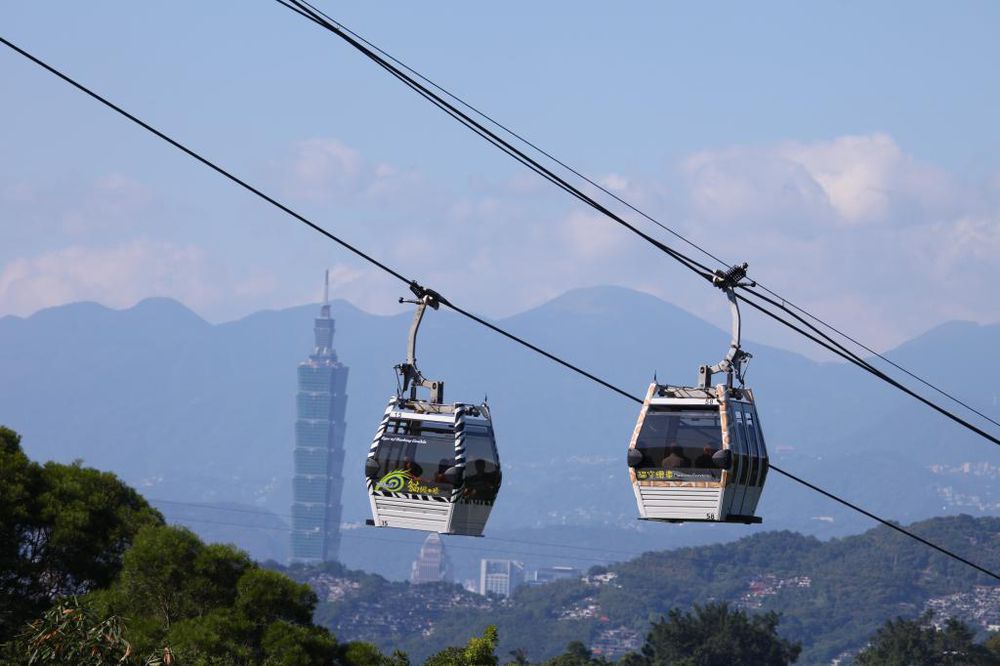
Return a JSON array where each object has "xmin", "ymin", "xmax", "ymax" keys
[{"xmin": 297, "ymin": 515, "xmax": 1000, "ymax": 664}]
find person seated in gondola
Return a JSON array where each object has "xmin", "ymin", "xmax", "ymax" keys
[
  {"xmin": 694, "ymin": 446, "xmax": 716, "ymax": 469},
  {"xmin": 464, "ymin": 459, "xmax": 500, "ymax": 500},
  {"xmin": 434, "ymin": 458, "xmax": 453, "ymax": 484},
  {"xmin": 401, "ymin": 456, "xmax": 423, "ymax": 480},
  {"xmin": 662, "ymin": 445, "xmax": 690, "ymax": 469}
]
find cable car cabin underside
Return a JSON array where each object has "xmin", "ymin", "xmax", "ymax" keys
[
  {"xmin": 627, "ymin": 384, "xmax": 768, "ymax": 524},
  {"xmin": 365, "ymin": 398, "xmax": 501, "ymax": 536}
]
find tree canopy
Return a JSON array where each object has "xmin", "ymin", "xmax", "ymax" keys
[
  {"xmin": 92, "ymin": 524, "xmax": 337, "ymax": 664},
  {"xmin": 425, "ymin": 625, "xmax": 500, "ymax": 666},
  {"xmin": 0, "ymin": 426, "xmax": 163, "ymax": 639},
  {"xmin": 855, "ymin": 614, "xmax": 999, "ymax": 666},
  {"xmin": 633, "ymin": 602, "xmax": 800, "ymax": 666}
]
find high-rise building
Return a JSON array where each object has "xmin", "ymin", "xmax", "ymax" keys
[
  {"xmin": 410, "ymin": 533, "xmax": 453, "ymax": 584},
  {"xmin": 526, "ymin": 565, "xmax": 582, "ymax": 586},
  {"xmin": 291, "ymin": 272, "xmax": 349, "ymax": 563},
  {"xmin": 479, "ymin": 559, "xmax": 525, "ymax": 597}
]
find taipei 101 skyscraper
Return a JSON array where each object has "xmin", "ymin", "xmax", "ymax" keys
[{"xmin": 291, "ymin": 271, "xmax": 349, "ymax": 563}]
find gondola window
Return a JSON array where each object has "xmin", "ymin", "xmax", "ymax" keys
[{"xmin": 636, "ymin": 409, "xmax": 723, "ymax": 480}]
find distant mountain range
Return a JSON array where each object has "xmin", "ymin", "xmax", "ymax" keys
[
  {"xmin": 1, "ymin": 287, "xmax": 998, "ymax": 577},
  {"xmin": 290, "ymin": 514, "xmax": 1000, "ymax": 665}
]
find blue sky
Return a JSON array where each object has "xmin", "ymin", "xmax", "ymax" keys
[{"xmin": 1, "ymin": 1, "xmax": 998, "ymax": 355}]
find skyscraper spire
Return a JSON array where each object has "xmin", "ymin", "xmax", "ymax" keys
[
  {"xmin": 314, "ymin": 271, "xmax": 335, "ymax": 359},
  {"xmin": 291, "ymin": 272, "xmax": 349, "ymax": 564},
  {"xmin": 321, "ymin": 269, "xmax": 331, "ymax": 318}
]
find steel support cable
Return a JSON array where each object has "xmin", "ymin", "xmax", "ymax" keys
[
  {"xmin": 752, "ymin": 282, "xmax": 1000, "ymax": 432},
  {"xmin": 277, "ymin": 0, "xmax": 717, "ymax": 281},
  {"xmin": 0, "ymin": 39, "xmax": 410, "ymax": 287},
  {"xmin": 766, "ymin": 467, "xmax": 1000, "ymax": 581},
  {"xmin": 737, "ymin": 287, "xmax": 1000, "ymax": 447},
  {"xmin": 281, "ymin": 0, "xmax": 1000, "ymax": 448},
  {"xmin": 0, "ymin": 33, "xmax": 639, "ymax": 411},
  {"xmin": 288, "ymin": 0, "xmax": 732, "ymax": 272},
  {"xmin": 3, "ymin": 35, "xmax": 997, "ymax": 583},
  {"xmin": 278, "ymin": 0, "xmax": 1000, "ymax": 438}
]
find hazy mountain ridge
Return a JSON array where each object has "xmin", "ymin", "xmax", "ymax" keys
[{"xmin": 1, "ymin": 287, "xmax": 998, "ymax": 574}]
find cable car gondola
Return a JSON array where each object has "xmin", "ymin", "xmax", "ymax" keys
[
  {"xmin": 365, "ymin": 284, "xmax": 501, "ymax": 536},
  {"xmin": 627, "ymin": 264, "xmax": 768, "ymax": 524}
]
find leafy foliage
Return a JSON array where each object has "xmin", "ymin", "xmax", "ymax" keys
[
  {"xmin": 1, "ymin": 427, "xmax": 351, "ymax": 665},
  {"xmin": 425, "ymin": 625, "xmax": 499, "ymax": 666},
  {"xmin": 634, "ymin": 603, "xmax": 800, "ymax": 665},
  {"xmin": 542, "ymin": 641, "xmax": 609, "ymax": 666},
  {"xmin": 342, "ymin": 641, "xmax": 412, "ymax": 666},
  {"xmin": 15, "ymin": 597, "xmax": 136, "ymax": 665},
  {"xmin": 855, "ymin": 614, "xmax": 999, "ymax": 665},
  {"xmin": 91, "ymin": 524, "xmax": 336, "ymax": 664},
  {"xmin": 0, "ymin": 426, "xmax": 163, "ymax": 640}
]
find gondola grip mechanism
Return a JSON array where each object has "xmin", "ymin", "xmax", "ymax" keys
[
  {"xmin": 397, "ymin": 282, "xmax": 445, "ymax": 403},
  {"xmin": 699, "ymin": 263, "xmax": 754, "ymax": 390}
]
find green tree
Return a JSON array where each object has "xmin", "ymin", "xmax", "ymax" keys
[
  {"xmin": 261, "ymin": 621, "xmax": 339, "ymax": 666},
  {"xmin": 543, "ymin": 641, "xmax": 608, "ymax": 666},
  {"xmin": 855, "ymin": 614, "xmax": 999, "ymax": 665},
  {"xmin": 506, "ymin": 648, "xmax": 531, "ymax": 666},
  {"xmin": 0, "ymin": 426, "xmax": 37, "ymax": 637},
  {"xmin": 94, "ymin": 524, "xmax": 338, "ymax": 664},
  {"xmin": 0, "ymin": 427, "xmax": 163, "ymax": 640},
  {"xmin": 986, "ymin": 633, "xmax": 1000, "ymax": 658},
  {"xmin": 636, "ymin": 602, "xmax": 800, "ymax": 665},
  {"xmin": 15, "ymin": 597, "xmax": 135, "ymax": 665},
  {"xmin": 425, "ymin": 625, "xmax": 499, "ymax": 666},
  {"xmin": 342, "ymin": 641, "xmax": 411, "ymax": 666}
]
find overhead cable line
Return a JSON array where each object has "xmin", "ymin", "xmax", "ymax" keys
[
  {"xmin": 288, "ymin": 0, "xmax": 731, "ymax": 269},
  {"xmin": 287, "ymin": 0, "xmax": 1000, "ymax": 436},
  {"xmin": 276, "ymin": 0, "xmax": 1000, "ymax": 447},
  {"xmin": 751, "ymin": 283, "xmax": 1000, "ymax": 431},
  {"xmin": 736, "ymin": 287, "xmax": 1000, "ymax": 447},
  {"xmin": 2, "ymin": 34, "xmax": 997, "ymax": 583},
  {"xmin": 274, "ymin": 0, "xmax": 717, "ymax": 281}
]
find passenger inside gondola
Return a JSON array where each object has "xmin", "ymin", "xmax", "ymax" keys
[
  {"xmin": 464, "ymin": 458, "xmax": 501, "ymax": 501},
  {"xmin": 662, "ymin": 446, "xmax": 691, "ymax": 469},
  {"xmin": 434, "ymin": 458, "xmax": 452, "ymax": 483},
  {"xmin": 695, "ymin": 446, "xmax": 716, "ymax": 468},
  {"xmin": 635, "ymin": 408, "xmax": 724, "ymax": 479},
  {"xmin": 402, "ymin": 456, "xmax": 423, "ymax": 479}
]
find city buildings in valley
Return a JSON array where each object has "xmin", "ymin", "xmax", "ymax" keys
[
  {"xmin": 480, "ymin": 559, "xmax": 525, "ymax": 597},
  {"xmin": 411, "ymin": 533, "xmax": 453, "ymax": 584},
  {"xmin": 526, "ymin": 565, "xmax": 582, "ymax": 585}
]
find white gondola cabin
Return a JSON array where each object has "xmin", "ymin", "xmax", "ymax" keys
[
  {"xmin": 365, "ymin": 399, "xmax": 500, "ymax": 535},
  {"xmin": 365, "ymin": 283, "xmax": 501, "ymax": 536},
  {"xmin": 627, "ymin": 262, "xmax": 768, "ymax": 524},
  {"xmin": 627, "ymin": 384, "xmax": 766, "ymax": 523}
]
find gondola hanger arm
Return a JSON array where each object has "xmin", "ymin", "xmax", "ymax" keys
[
  {"xmin": 397, "ymin": 281, "xmax": 444, "ymax": 403},
  {"xmin": 699, "ymin": 263, "xmax": 755, "ymax": 389}
]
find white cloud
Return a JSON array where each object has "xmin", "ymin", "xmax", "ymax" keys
[
  {"xmin": 285, "ymin": 138, "xmax": 363, "ymax": 201},
  {"xmin": 683, "ymin": 133, "xmax": 959, "ymax": 229},
  {"xmin": 282, "ymin": 137, "xmax": 425, "ymax": 205},
  {"xmin": 2, "ymin": 133, "xmax": 995, "ymax": 355},
  {"xmin": 600, "ymin": 173, "xmax": 629, "ymax": 192},
  {"xmin": 0, "ymin": 241, "xmax": 233, "ymax": 316},
  {"xmin": 670, "ymin": 133, "xmax": 999, "ymax": 349}
]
